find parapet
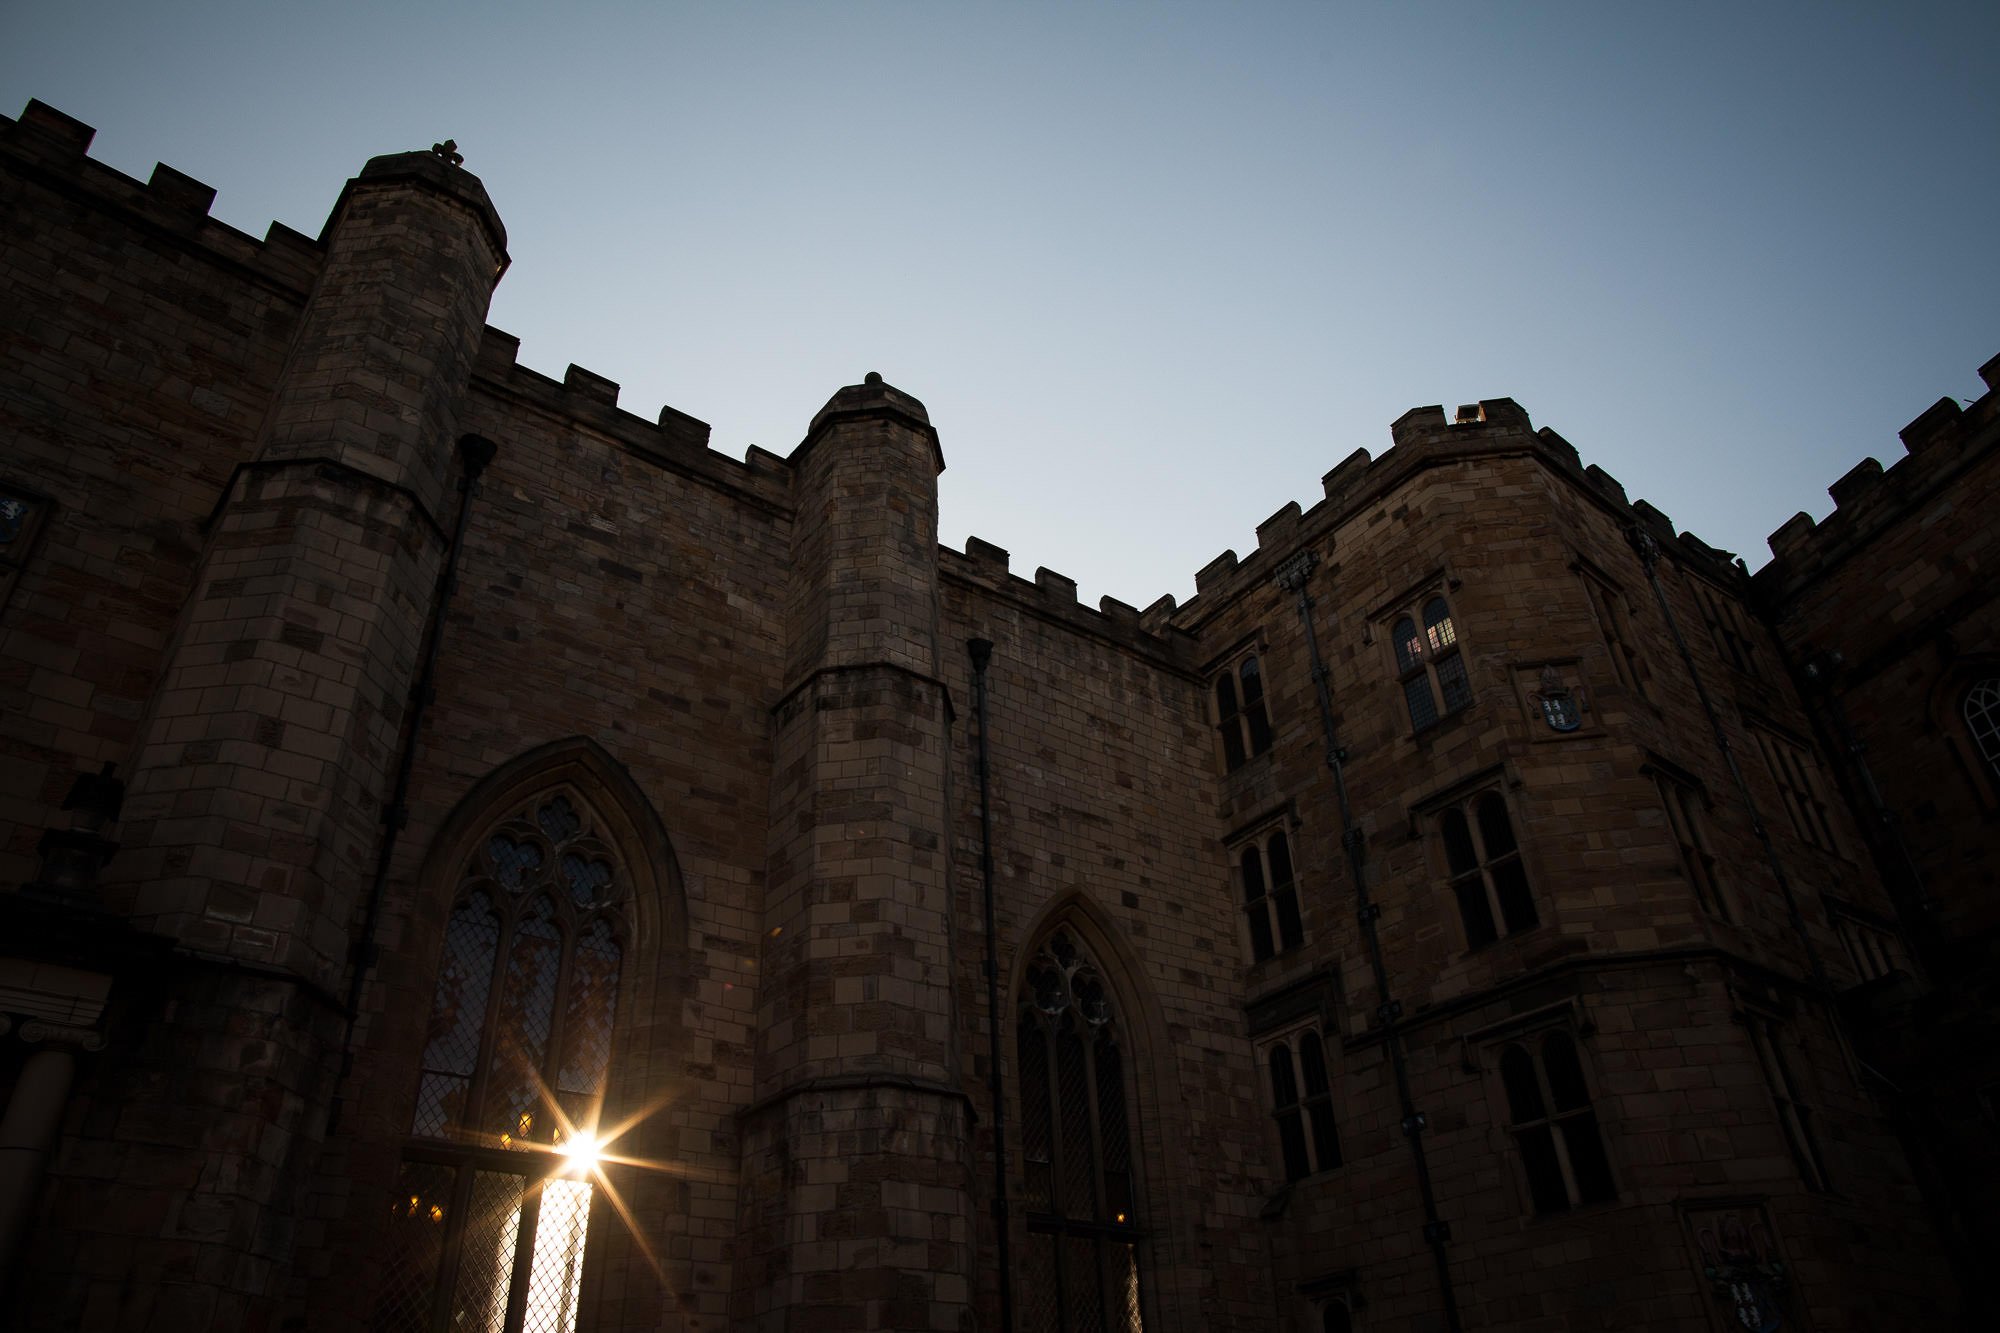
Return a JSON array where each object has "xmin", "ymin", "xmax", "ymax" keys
[
  {"xmin": 939, "ymin": 540, "xmax": 1197, "ymax": 671},
  {"xmin": 1170, "ymin": 380, "xmax": 1761, "ymax": 628},
  {"xmin": 1755, "ymin": 351, "xmax": 2000, "ymax": 600},
  {"xmin": 467, "ymin": 326, "xmax": 805, "ymax": 508},
  {"xmin": 2, "ymin": 100, "xmax": 327, "ymax": 295}
]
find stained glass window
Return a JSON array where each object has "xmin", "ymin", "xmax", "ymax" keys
[
  {"xmin": 1017, "ymin": 930, "xmax": 1144, "ymax": 1333},
  {"xmin": 379, "ymin": 790, "xmax": 627, "ymax": 1333}
]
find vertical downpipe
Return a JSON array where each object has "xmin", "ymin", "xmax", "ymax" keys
[
  {"xmin": 1276, "ymin": 550, "xmax": 1463, "ymax": 1333},
  {"xmin": 967, "ymin": 638, "xmax": 1014, "ymax": 1333},
  {"xmin": 326, "ymin": 432, "xmax": 496, "ymax": 1134}
]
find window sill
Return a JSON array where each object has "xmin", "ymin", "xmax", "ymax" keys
[
  {"xmin": 1406, "ymin": 703, "xmax": 1474, "ymax": 746},
  {"xmin": 1456, "ymin": 921, "xmax": 1554, "ymax": 963}
]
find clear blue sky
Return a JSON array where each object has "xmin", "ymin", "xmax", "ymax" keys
[{"xmin": 6, "ymin": 2, "xmax": 1995, "ymax": 607}]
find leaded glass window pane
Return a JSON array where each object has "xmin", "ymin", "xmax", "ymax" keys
[
  {"xmin": 449, "ymin": 1170, "xmax": 526, "ymax": 1333},
  {"xmin": 1404, "ymin": 675, "xmax": 1438, "ymax": 731},
  {"xmin": 415, "ymin": 894, "xmax": 502, "ymax": 1138},
  {"xmin": 1424, "ymin": 597, "xmax": 1456, "ymax": 652},
  {"xmin": 387, "ymin": 786, "xmax": 629, "ymax": 1332},
  {"xmin": 1967, "ymin": 678, "xmax": 2000, "ymax": 776},
  {"xmin": 1393, "ymin": 617, "xmax": 1421, "ymax": 673},
  {"xmin": 1435, "ymin": 652, "xmax": 1472, "ymax": 712},
  {"xmin": 373, "ymin": 1161, "xmax": 457, "ymax": 1332}
]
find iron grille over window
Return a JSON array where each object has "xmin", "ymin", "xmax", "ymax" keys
[
  {"xmin": 1018, "ymin": 930, "xmax": 1145, "ymax": 1333},
  {"xmin": 1215, "ymin": 652, "xmax": 1275, "ymax": 771},
  {"xmin": 1439, "ymin": 792, "xmax": 1537, "ymax": 948},
  {"xmin": 1391, "ymin": 595, "xmax": 1472, "ymax": 732},
  {"xmin": 1267, "ymin": 1030, "xmax": 1341, "ymax": 1181},
  {"xmin": 1238, "ymin": 828, "xmax": 1303, "ymax": 963},
  {"xmin": 1966, "ymin": 678, "xmax": 2000, "ymax": 780},
  {"xmin": 377, "ymin": 791, "xmax": 626, "ymax": 1333},
  {"xmin": 1499, "ymin": 1031, "xmax": 1615, "ymax": 1213}
]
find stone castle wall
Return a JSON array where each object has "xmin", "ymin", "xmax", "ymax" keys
[{"xmin": 0, "ymin": 99, "xmax": 1985, "ymax": 1332}]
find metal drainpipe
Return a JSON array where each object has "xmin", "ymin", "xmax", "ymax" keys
[
  {"xmin": 967, "ymin": 638, "xmax": 1015, "ymax": 1333},
  {"xmin": 326, "ymin": 433, "xmax": 496, "ymax": 1134},
  {"xmin": 1626, "ymin": 528, "xmax": 1834, "ymax": 995},
  {"xmin": 1276, "ymin": 551, "xmax": 1463, "ymax": 1333}
]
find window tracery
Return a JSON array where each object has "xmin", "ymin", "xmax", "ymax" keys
[
  {"xmin": 1017, "ymin": 930, "xmax": 1145, "ymax": 1333},
  {"xmin": 376, "ymin": 790, "xmax": 627, "ymax": 1333},
  {"xmin": 1966, "ymin": 677, "xmax": 2000, "ymax": 780}
]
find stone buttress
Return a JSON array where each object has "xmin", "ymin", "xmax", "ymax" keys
[{"xmin": 738, "ymin": 374, "xmax": 974, "ymax": 1329}]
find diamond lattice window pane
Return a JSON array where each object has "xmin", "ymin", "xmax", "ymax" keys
[
  {"xmin": 521, "ymin": 1179, "xmax": 593, "ymax": 1333},
  {"xmin": 557, "ymin": 922, "xmax": 621, "ymax": 1097},
  {"xmin": 448, "ymin": 1170, "xmax": 526, "ymax": 1333},
  {"xmin": 371, "ymin": 1161, "xmax": 456, "ymax": 1333}
]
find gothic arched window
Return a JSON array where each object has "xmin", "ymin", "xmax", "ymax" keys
[
  {"xmin": 1017, "ymin": 930, "xmax": 1145, "ymax": 1333},
  {"xmin": 1966, "ymin": 678, "xmax": 2000, "ymax": 780},
  {"xmin": 373, "ymin": 791, "xmax": 628, "ymax": 1333}
]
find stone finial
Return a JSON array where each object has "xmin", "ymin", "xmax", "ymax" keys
[{"xmin": 430, "ymin": 139, "xmax": 463, "ymax": 167}]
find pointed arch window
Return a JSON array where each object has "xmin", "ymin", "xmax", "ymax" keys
[
  {"xmin": 1966, "ymin": 678, "xmax": 2000, "ymax": 780},
  {"xmin": 375, "ymin": 791, "xmax": 627, "ymax": 1333},
  {"xmin": 1017, "ymin": 930, "xmax": 1145, "ymax": 1333}
]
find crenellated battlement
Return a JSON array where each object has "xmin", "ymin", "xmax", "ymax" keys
[
  {"xmin": 1754, "ymin": 352, "xmax": 2000, "ymax": 600},
  {"xmin": 941, "ymin": 537, "xmax": 1197, "ymax": 670},
  {"xmin": 2, "ymin": 100, "xmax": 325, "ymax": 295},
  {"xmin": 470, "ymin": 326, "xmax": 794, "ymax": 508},
  {"xmin": 1171, "ymin": 390, "xmax": 1747, "ymax": 626}
]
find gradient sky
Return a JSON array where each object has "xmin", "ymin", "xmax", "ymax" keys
[{"xmin": 6, "ymin": 1, "xmax": 1995, "ymax": 608}]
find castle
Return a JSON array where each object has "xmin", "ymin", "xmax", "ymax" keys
[{"xmin": 2, "ymin": 99, "xmax": 1994, "ymax": 1332}]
